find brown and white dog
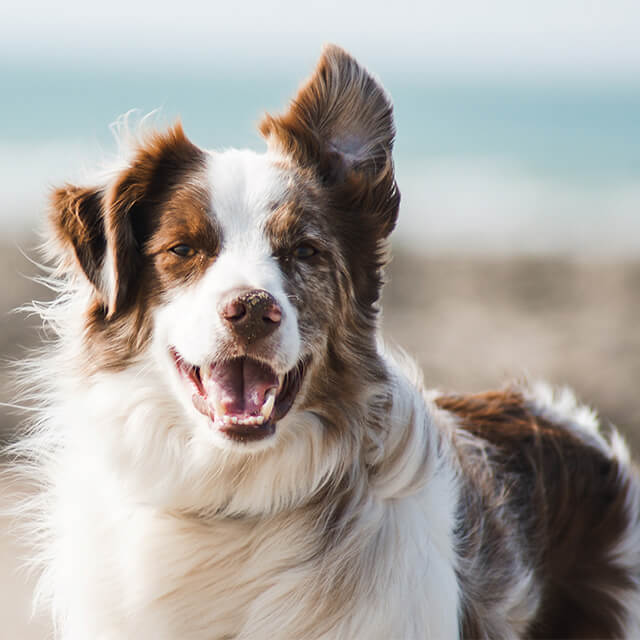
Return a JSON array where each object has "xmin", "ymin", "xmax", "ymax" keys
[{"xmin": 12, "ymin": 45, "xmax": 640, "ymax": 639}]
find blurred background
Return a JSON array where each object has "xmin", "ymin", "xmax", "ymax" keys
[{"xmin": 1, "ymin": 1, "xmax": 639, "ymax": 634}]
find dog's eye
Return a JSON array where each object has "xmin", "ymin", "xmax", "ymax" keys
[
  {"xmin": 293, "ymin": 244, "xmax": 317, "ymax": 260},
  {"xmin": 170, "ymin": 244, "xmax": 195, "ymax": 258}
]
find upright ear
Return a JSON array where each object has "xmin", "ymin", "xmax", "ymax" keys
[
  {"xmin": 48, "ymin": 123, "xmax": 204, "ymax": 318},
  {"xmin": 259, "ymin": 44, "xmax": 399, "ymax": 239}
]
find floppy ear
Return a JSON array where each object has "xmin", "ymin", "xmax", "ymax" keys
[
  {"xmin": 49, "ymin": 123, "xmax": 204, "ymax": 318},
  {"xmin": 49, "ymin": 184, "xmax": 110, "ymax": 302},
  {"xmin": 259, "ymin": 44, "xmax": 399, "ymax": 238},
  {"xmin": 49, "ymin": 178, "xmax": 143, "ymax": 319}
]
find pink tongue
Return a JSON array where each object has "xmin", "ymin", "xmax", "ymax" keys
[{"xmin": 205, "ymin": 358, "xmax": 278, "ymax": 417}]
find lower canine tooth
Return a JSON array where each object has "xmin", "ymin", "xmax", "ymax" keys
[
  {"xmin": 212, "ymin": 397, "xmax": 226, "ymax": 422},
  {"xmin": 261, "ymin": 388, "xmax": 276, "ymax": 420}
]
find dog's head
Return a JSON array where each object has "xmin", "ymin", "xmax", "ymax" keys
[{"xmin": 49, "ymin": 46, "xmax": 399, "ymax": 458}]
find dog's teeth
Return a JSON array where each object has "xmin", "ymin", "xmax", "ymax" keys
[
  {"xmin": 261, "ymin": 388, "xmax": 276, "ymax": 420},
  {"xmin": 211, "ymin": 396, "xmax": 225, "ymax": 422},
  {"xmin": 257, "ymin": 415, "xmax": 264, "ymax": 425}
]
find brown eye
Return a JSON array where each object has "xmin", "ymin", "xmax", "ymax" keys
[
  {"xmin": 293, "ymin": 244, "xmax": 317, "ymax": 260},
  {"xmin": 170, "ymin": 244, "xmax": 195, "ymax": 258}
]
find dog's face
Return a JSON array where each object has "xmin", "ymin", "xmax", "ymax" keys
[
  {"xmin": 49, "ymin": 46, "xmax": 399, "ymax": 455},
  {"xmin": 150, "ymin": 148, "xmax": 347, "ymax": 450}
]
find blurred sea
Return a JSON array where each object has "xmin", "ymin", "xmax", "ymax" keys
[{"xmin": 1, "ymin": 64, "xmax": 639, "ymax": 254}]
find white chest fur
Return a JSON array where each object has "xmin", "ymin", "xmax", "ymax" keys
[{"xmin": 49, "ymin": 464, "xmax": 459, "ymax": 640}]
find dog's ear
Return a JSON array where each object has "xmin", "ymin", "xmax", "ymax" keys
[
  {"xmin": 50, "ymin": 184, "xmax": 109, "ymax": 302},
  {"xmin": 260, "ymin": 44, "xmax": 399, "ymax": 239},
  {"xmin": 49, "ymin": 123, "xmax": 204, "ymax": 318}
]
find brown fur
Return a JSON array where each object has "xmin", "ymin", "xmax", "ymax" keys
[
  {"xmin": 437, "ymin": 390, "xmax": 635, "ymax": 638},
  {"xmin": 145, "ymin": 181, "xmax": 219, "ymax": 288},
  {"xmin": 262, "ymin": 180, "xmax": 391, "ymax": 448},
  {"xmin": 49, "ymin": 124, "xmax": 210, "ymax": 372},
  {"xmin": 50, "ymin": 185, "xmax": 107, "ymax": 302}
]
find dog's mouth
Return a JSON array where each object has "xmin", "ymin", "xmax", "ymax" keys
[{"xmin": 170, "ymin": 348, "xmax": 308, "ymax": 442}]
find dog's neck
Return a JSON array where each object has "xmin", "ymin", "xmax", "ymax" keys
[
  {"xmin": 48, "ymin": 327, "xmax": 443, "ymax": 524},
  {"xmin": 192, "ymin": 345, "xmax": 443, "ymax": 522}
]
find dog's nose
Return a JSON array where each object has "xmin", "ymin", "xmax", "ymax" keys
[{"xmin": 219, "ymin": 289, "xmax": 282, "ymax": 344}]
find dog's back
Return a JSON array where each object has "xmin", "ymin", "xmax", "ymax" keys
[{"xmin": 436, "ymin": 387, "xmax": 640, "ymax": 638}]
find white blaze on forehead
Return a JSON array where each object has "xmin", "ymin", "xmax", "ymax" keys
[
  {"xmin": 207, "ymin": 148, "xmax": 288, "ymax": 246},
  {"xmin": 204, "ymin": 148, "xmax": 290, "ymax": 296}
]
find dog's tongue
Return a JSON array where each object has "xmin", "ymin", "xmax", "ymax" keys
[{"xmin": 204, "ymin": 358, "xmax": 278, "ymax": 418}]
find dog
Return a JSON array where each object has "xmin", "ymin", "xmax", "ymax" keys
[{"xmin": 10, "ymin": 45, "xmax": 640, "ymax": 639}]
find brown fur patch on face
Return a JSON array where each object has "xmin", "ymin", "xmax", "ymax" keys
[
  {"xmin": 437, "ymin": 390, "xmax": 635, "ymax": 639},
  {"xmin": 145, "ymin": 181, "xmax": 219, "ymax": 289},
  {"xmin": 261, "ymin": 45, "xmax": 400, "ymax": 313},
  {"xmin": 262, "ymin": 165, "xmax": 391, "ymax": 459},
  {"xmin": 103, "ymin": 123, "xmax": 207, "ymax": 316},
  {"xmin": 49, "ymin": 123, "xmax": 213, "ymax": 371},
  {"xmin": 266, "ymin": 180, "xmax": 348, "ymax": 337}
]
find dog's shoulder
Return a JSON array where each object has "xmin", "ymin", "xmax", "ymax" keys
[{"xmin": 433, "ymin": 385, "xmax": 640, "ymax": 639}]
